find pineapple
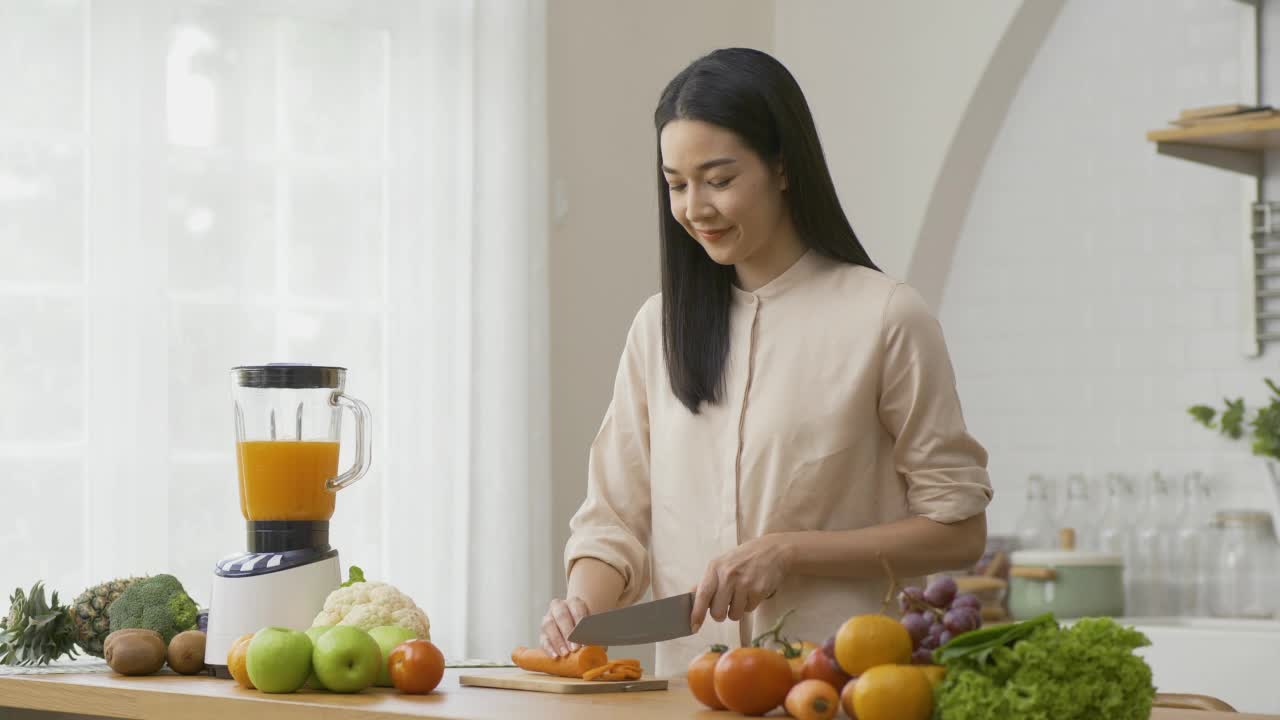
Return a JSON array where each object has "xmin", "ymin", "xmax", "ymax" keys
[
  {"xmin": 0, "ymin": 582, "xmax": 80, "ymax": 666},
  {"xmin": 70, "ymin": 576, "xmax": 146, "ymax": 657}
]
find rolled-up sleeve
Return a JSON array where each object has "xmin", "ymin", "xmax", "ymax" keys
[
  {"xmin": 877, "ymin": 283, "xmax": 992, "ymax": 523},
  {"xmin": 564, "ymin": 304, "xmax": 654, "ymax": 605}
]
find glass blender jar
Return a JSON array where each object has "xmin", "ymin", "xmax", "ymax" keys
[
  {"xmin": 233, "ymin": 364, "xmax": 371, "ymax": 541},
  {"xmin": 205, "ymin": 364, "xmax": 372, "ymax": 675}
]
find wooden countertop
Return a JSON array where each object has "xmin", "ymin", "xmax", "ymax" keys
[{"xmin": 0, "ymin": 670, "xmax": 1275, "ymax": 720}]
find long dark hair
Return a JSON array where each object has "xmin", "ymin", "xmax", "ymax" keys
[{"xmin": 655, "ymin": 47, "xmax": 878, "ymax": 414}]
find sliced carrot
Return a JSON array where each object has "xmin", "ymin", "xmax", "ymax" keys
[
  {"xmin": 582, "ymin": 659, "xmax": 644, "ymax": 681},
  {"xmin": 604, "ymin": 666, "xmax": 642, "ymax": 681}
]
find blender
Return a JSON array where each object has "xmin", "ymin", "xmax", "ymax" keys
[{"xmin": 204, "ymin": 364, "xmax": 371, "ymax": 675}]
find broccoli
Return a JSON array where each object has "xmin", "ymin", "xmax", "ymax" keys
[{"xmin": 107, "ymin": 574, "xmax": 199, "ymax": 644}]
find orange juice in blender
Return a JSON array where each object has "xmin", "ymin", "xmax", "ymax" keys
[
  {"xmin": 228, "ymin": 364, "xmax": 370, "ymax": 525},
  {"xmin": 237, "ymin": 440, "xmax": 341, "ymax": 521},
  {"xmin": 208, "ymin": 364, "xmax": 372, "ymax": 676}
]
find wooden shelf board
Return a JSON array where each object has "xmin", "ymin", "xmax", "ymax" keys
[{"xmin": 1146, "ymin": 114, "xmax": 1280, "ymax": 151}]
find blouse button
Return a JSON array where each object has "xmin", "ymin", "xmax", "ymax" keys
[{"xmin": 746, "ymin": 295, "xmax": 757, "ymax": 305}]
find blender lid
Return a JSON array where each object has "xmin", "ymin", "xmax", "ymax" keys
[{"xmin": 233, "ymin": 364, "xmax": 346, "ymax": 389}]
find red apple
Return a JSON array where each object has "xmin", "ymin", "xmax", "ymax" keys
[{"xmin": 801, "ymin": 642, "xmax": 853, "ymax": 691}]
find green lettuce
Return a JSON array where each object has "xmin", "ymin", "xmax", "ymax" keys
[{"xmin": 935, "ymin": 616, "xmax": 1155, "ymax": 720}]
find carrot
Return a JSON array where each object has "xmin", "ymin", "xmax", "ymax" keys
[
  {"xmin": 511, "ymin": 646, "xmax": 609, "ymax": 678},
  {"xmin": 582, "ymin": 660, "xmax": 643, "ymax": 681}
]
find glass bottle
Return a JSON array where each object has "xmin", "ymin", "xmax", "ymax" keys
[
  {"xmin": 1058, "ymin": 473, "xmax": 1097, "ymax": 550},
  {"xmin": 1097, "ymin": 472, "xmax": 1138, "ymax": 614},
  {"xmin": 1132, "ymin": 472, "xmax": 1181, "ymax": 616},
  {"xmin": 1172, "ymin": 471, "xmax": 1214, "ymax": 616},
  {"xmin": 1014, "ymin": 474, "xmax": 1058, "ymax": 551}
]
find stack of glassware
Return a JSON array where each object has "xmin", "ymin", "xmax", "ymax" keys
[{"xmin": 1009, "ymin": 469, "xmax": 1278, "ymax": 619}]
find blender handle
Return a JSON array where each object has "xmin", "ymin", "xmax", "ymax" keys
[{"xmin": 326, "ymin": 391, "xmax": 371, "ymax": 491}]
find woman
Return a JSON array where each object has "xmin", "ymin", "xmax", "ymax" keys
[{"xmin": 545, "ymin": 48, "xmax": 991, "ymax": 676}]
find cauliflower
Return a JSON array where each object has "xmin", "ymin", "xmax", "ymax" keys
[{"xmin": 311, "ymin": 568, "xmax": 430, "ymax": 640}]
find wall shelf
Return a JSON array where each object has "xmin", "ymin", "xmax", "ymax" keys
[
  {"xmin": 1148, "ymin": 114, "xmax": 1280, "ymax": 150},
  {"xmin": 1145, "ymin": 115, "xmax": 1280, "ymax": 177}
]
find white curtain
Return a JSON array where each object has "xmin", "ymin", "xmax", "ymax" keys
[{"xmin": 0, "ymin": 0, "xmax": 549, "ymax": 662}]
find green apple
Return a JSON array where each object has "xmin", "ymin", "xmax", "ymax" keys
[
  {"xmin": 367, "ymin": 625, "xmax": 417, "ymax": 687},
  {"xmin": 246, "ymin": 627, "xmax": 313, "ymax": 694},
  {"xmin": 311, "ymin": 626, "xmax": 381, "ymax": 693},
  {"xmin": 303, "ymin": 626, "xmax": 335, "ymax": 690}
]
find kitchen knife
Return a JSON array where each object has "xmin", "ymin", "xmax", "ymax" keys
[{"xmin": 567, "ymin": 592, "xmax": 695, "ymax": 646}]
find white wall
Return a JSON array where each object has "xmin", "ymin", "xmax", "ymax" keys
[
  {"xmin": 772, "ymin": 0, "xmax": 1029, "ymax": 284},
  {"xmin": 940, "ymin": 0, "xmax": 1275, "ymax": 534}
]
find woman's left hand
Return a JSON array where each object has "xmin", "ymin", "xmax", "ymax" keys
[{"xmin": 690, "ymin": 534, "xmax": 794, "ymax": 631}]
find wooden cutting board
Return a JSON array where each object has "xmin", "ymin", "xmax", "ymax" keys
[{"xmin": 458, "ymin": 668, "xmax": 667, "ymax": 694}]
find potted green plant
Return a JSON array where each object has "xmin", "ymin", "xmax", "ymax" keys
[{"xmin": 1188, "ymin": 378, "xmax": 1280, "ymax": 521}]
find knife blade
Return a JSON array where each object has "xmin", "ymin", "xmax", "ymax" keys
[{"xmin": 567, "ymin": 592, "xmax": 695, "ymax": 646}]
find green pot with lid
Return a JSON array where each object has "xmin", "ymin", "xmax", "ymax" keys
[{"xmin": 1008, "ymin": 550, "xmax": 1125, "ymax": 620}]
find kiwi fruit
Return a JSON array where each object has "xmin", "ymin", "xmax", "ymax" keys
[
  {"xmin": 166, "ymin": 630, "xmax": 207, "ymax": 675},
  {"xmin": 103, "ymin": 628, "xmax": 162, "ymax": 657},
  {"xmin": 104, "ymin": 629, "xmax": 166, "ymax": 676}
]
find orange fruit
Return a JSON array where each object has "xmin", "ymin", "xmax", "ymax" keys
[
  {"xmin": 833, "ymin": 614, "xmax": 912, "ymax": 676},
  {"xmin": 851, "ymin": 664, "xmax": 933, "ymax": 720},
  {"xmin": 227, "ymin": 633, "xmax": 256, "ymax": 689}
]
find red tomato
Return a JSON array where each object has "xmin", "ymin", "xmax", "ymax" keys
[
  {"xmin": 388, "ymin": 639, "xmax": 445, "ymax": 694},
  {"xmin": 777, "ymin": 640, "xmax": 818, "ymax": 682},
  {"xmin": 713, "ymin": 647, "xmax": 795, "ymax": 716},
  {"xmin": 687, "ymin": 646, "xmax": 727, "ymax": 710},
  {"xmin": 785, "ymin": 678, "xmax": 840, "ymax": 720}
]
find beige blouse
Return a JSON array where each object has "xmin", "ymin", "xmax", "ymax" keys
[{"xmin": 564, "ymin": 250, "xmax": 992, "ymax": 676}]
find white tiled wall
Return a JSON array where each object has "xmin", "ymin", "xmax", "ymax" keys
[{"xmin": 940, "ymin": 0, "xmax": 1280, "ymax": 534}]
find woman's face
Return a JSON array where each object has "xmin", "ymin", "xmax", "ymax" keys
[{"xmin": 660, "ymin": 119, "xmax": 789, "ymax": 267}]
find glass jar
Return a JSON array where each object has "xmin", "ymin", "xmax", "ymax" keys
[{"xmin": 1210, "ymin": 510, "xmax": 1279, "ymax": 619}]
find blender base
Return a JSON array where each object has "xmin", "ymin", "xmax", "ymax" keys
[{"xmin": 203, "ymin": 551, "xmax": 341, "ymax": 670}]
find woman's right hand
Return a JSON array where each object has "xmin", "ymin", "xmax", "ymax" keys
[{"xmin": 540, "ymin": 596, "xmax": 592, "ymax": 657}]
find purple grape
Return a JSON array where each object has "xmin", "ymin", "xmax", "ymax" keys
[
  {"xmin": 952, "ymin": 593, "xmax": 982, "ymax": 612},
  {"xmin": 911, "ymin": 648, "xmax": 934, "ymax": 665},
  {"xmin": 938, "ymin": 630, "xmax": 954, "ymax": 646},
  {"xmin": 900, "ymin": 612, "xmax": 930, "ymax": 644},
  {"xmin": 919, "ymin": 633, "xmax": 940, "ymax": 651},
  {"xmin": 944, "ymin": 607, "xmax": 980, "ymax": 635},
  {"xmin": 898, "ymin": 586, "xmax": 925, "ymax": 614},
  {"xmin": 924, "ymin": 576, "xmax": 958, "ymax": 608},
  {"xmin": 821, "ymin": 636, "xmax": 837, "ymax": 659},
  {"xmin": 928, "ymin": 621, "xmax": 946, "ymax": 641}
]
